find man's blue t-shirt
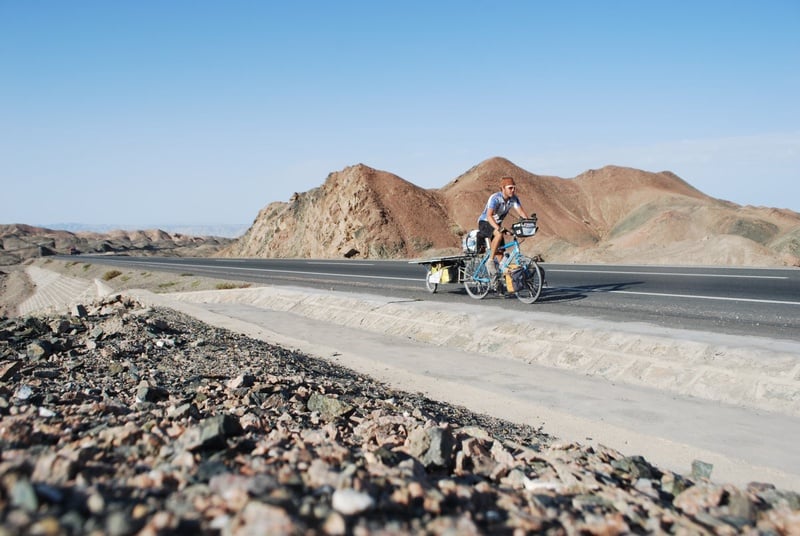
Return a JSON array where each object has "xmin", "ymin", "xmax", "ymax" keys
[{"xmin": 479, "ymin": 192, "xmax": 521, "ymax": 225}]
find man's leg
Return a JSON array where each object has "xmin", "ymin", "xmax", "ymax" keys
[
  {"xmin": 491, "ymin": 229, "xmax": 506, "ymax": 262},
  {"xmin": 487, "ymin": 230, "xmax": 504, "ymax": 285},
  {"xmin": 479, "ymin": 222, "xmax": 500, "ymax": 277},
  {"xmin": 485, "ymin": 236, "xmax": 497, "ymax": 275}
]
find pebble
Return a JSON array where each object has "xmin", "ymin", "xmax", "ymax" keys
[{"xmin": 331, "ymin": 488, "xmax": 375, "ymax": 515}]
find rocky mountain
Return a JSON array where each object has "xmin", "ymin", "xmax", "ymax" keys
[
  {"xmin": 0, "ymin": 224, "xmax": 233, "ymax": 266},
  {"xmin": 224, "ymin": 164, "xmax": 459, "ymax": 259},
  {"xmin": 221, "ymin": 157, "xmax": 800, "ymax": 267}
]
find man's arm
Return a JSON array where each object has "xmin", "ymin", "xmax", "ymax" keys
[{"xmin": 485, "ymin": 208, "xmax": 503, "ymax": 233}]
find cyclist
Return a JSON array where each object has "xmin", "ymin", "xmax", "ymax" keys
[{"xmin": 477, "ymin": 176, "xmax": 532, "ymax": 286}]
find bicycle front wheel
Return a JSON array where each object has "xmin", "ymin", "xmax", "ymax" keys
[
  {"xmin": 516, "ymin": 262, "xmax": 543, "ymax": 304},
  {"xmin": 463, "ymin": 257, "xmax": 490, "ymax": 299}
]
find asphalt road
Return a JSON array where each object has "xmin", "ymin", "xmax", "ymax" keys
[{"xmin": 67, "ymin": 255, "xmax": 800, "ymax": 342}]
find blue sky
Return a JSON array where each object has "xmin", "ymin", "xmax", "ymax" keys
[{"xmin": 2, "ymin": 1, "xmax": 799, "ymax": 227}]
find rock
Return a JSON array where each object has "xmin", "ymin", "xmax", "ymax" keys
[
  {"xmin": 13, "ymin": 384, "xmax": 33, "ymax": 401},
  {"xmin": 135, "ymin": 383, "xmax": 169, "ymax": 403},
  {"xmin": 611, "ymin": 455, "xmax": 660, "ymax": 480},
  {"xmin": 227, "ymin": 373, "xmax": 255, "ymax": 390},
  {"xmin": 0, "ymin": 360, "xmax": 22, "ymax": 381},
  {"xmin": 408, "ymin": 425, "xmax": 455, "ymax": 470},
  {"xmin": 692, "ymin": 458, "xmax": 714, "ymax": 480},
  {"xmin": 182, "ymin": 414, "xmax": 243, "ymax": 451},
  {"xmin": 307, "ymin": 392, "xmax": 354, "ymax": 420},
  {"xmin": 48, "ymin": 319, "xmax": 71, "ymax": 334},
  {"xmin": 26, "ymin": 339, "xmax": 52, "ymax": 361},
  {"xmin": 231, "ymin": 501, "xmax": 295, "ymax": 535},
  {"xmin": 331, "ymin": 488, "xmax": 374, "ymax": 515},
  {"xmin": 9, "ymin": 479, "xmax": 38, "ymax": 513},
  {"xmin": 674, "ymin": 484, "xmax": 725, "ymax": 516}
]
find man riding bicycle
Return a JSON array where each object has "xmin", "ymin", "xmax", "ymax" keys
[{"xmin": 477, "ymin": 176, "xmax": 532, "ymax": 286}]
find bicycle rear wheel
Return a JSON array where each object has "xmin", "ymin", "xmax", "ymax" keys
[
  {"xmin": 463, "ymin": 256, "xmax": 490, "ymax": 299},
  {"xmin": 515, "ymin": 262, "xmax": 543, "ymax": 304}
]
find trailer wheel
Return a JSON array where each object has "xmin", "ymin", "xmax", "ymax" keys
[{"xmin": 425, "ymin": 268, "xmax": 438, "ymax": 293}]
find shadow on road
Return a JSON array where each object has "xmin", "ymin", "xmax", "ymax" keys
[
  {"xmin": 445, "ymin": 280, "xmax": 644, "ymax": 304},
  {"xmin": 536, "ymin": 280, "xmax": 644, "ymax": 304}
]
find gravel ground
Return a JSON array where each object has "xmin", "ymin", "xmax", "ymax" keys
[{"xmin": 1, "ymin": 262, "xmax": 799, "ymax": 534}]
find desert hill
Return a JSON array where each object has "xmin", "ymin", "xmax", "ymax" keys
[
  {"xmin": 0, "ymin": 224, "xmax": 233, "ymax": 266},
  {"xmin": 227, "ymin": 164, "xmax": 459, "ymax": 259},
  {"xmin": 221, "ymin": 157, "xmax": 800, "ymax": 267}
]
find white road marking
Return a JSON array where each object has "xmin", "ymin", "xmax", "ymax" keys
[
  {"xmin": 554, "ymin": 286, "xmax": 800, "ymax": 306},
  {"xmin": 125, "ymin": 261, "xmax": 418, "ymax": 283},
  {"xmin": 231, "ymin": 267, "xmax": 417, "ymax": 282},
  {"xmin": 307, "ymin": 262, "xmax": 376, "ymax": 266},
  {"xmin": 549, "ymin": 269, "xmax": 788, "ymax": 280}
]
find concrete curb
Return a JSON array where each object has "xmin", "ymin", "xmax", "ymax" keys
[{"xmin": 157, "ymin": 285, "xmax": 800, "ymax": 418}]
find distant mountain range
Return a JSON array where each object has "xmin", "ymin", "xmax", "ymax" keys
[
  {"xmin": 0, "ymin": 224, "xmax": 234, "ymax": 265},
  {"xmin": 40, "ymin": 223, "xmax": 248, "ymax": 239}
]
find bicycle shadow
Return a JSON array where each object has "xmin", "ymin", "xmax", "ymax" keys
[
  {"xmin": 535, "ymin": 280, "xmax": 645, "ymax": 304},
  {"xmin": 449, "ymin": 279, "xmax": 644, "ymax": 304}
]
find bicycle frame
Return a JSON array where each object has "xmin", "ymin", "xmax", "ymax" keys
[{"xmin": 474, "ymin": 237, "xmax": 526, "ymax": 282}]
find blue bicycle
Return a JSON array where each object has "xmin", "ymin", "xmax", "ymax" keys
[{"xmin": 463, "ymin": 218, "xmax": 544, "ymax": 304}]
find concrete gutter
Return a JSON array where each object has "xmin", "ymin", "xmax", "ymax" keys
[{"xmin": 18, "ymin": 266, "xmax": 114, "ymax": 316}]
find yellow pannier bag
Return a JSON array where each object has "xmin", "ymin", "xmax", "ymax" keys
[{"xmin": 505, "ymin": 264, "xmax": 523, "ymax": 292}]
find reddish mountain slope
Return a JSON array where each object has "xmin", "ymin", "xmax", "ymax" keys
[
  {"xmin": 226, "ymin": 164, "xmax": 456, "ymax": 259},
  {"xmin": 221, "ymin": 157, "xmax": 800, "ymax": 267}
]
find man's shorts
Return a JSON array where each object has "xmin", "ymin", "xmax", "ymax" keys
[{"xmin": 478, "ymin": 220, "xmax": 502, "ymax": 250}]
